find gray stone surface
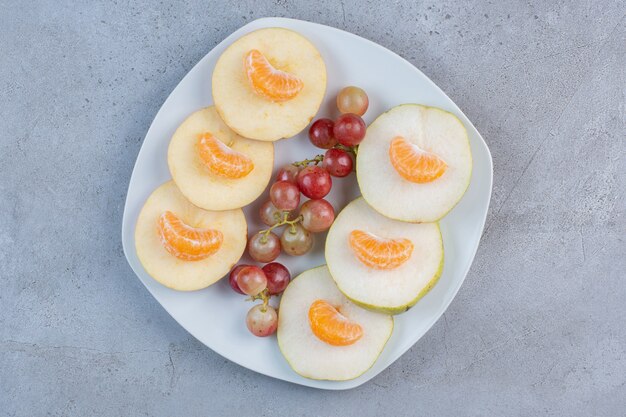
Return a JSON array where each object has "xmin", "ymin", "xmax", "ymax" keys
[{"xmin": 1, "ymin": 0, "xmax": 624, "ymax": 415}]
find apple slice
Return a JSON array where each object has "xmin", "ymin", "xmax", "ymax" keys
[
  {"xmin": 135, "ymin": 181, "xmax": 247, "ymax": 291},
  {"xmin": 168, "ymin": 106, "xmax": 273, "ymax": 211},
  {"xmin": 212, "ymin": 28, "xmax": 326, "ymax": 141}
]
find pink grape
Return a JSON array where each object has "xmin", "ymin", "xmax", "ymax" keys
[
  {"xmin": 333, "ymin": 113, "xmax": 366, "ymax": 146},
  {"xmin": 337, "ymin": 86, "xmax": 369, "ymax": 116},
  {"xmin": 236, "ymin": 266, "xmax": 267, "ymax": 296},
  {"xmin": 300, "ymin": 199, "xmax": 335, "ymax": 233},
  {"xmin": 270, "ymin": 181, "xmax": 300, "ymax": 211},
  {"xmin": 248, "ymin": 232, "xmax": 281, "ymax": 263},
  {"xmin": 262, "ymin": 262, "xmax": 291, "ymax": 295},
  {"xmin": 246, "ymin": 304, "xmax": 278, "ymax": 337},
  {"xmin": 322, "ymin": 148, "xmax": 353, "ymax": 177},
  {"xmin": 308, "ymin": 118, "xmax": 337, "ymax": 149},
  {"xmin": 297, "ymin": 166, "xmax": 332, "ymax": 199},
  {"xmin": 259, "ymin": 200, "xmax": 282, "ymax": 226},
  {"xmin": 281, "ymin": 224, "xmax": 314, "ymax": 256}
]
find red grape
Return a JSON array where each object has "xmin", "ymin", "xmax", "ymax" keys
[
  {"xmin": 236, "ymin": 266, "xmax": 267, "ymax": 296},
  {"xmin": 262, "ymin": 262, "xmax": 291, "ymax": 295},
  {"xmin": 300, "ymin": 199, "xmax": 335, "ymax": 232},
  {"xmin": 333, "ymin": 113, "xmax": 366, "ymax": 146},
  {"xmin": 246, "ymin": 304, "xmax": 278, "ymax": 337},
  {"xmin": 322, "ymin": 148, "xmax": 353, "ymax": 177},
  {"xmin": 297, "ymin": 165, "xmax": 332, "ymax": 199},
  {"xmin": 281, "ymin": 224, "xmax": 314, "ymax": 256},
  {"xmin": 228, "ymin": 265, "xmax": 248, "ymax": 294},
  {"xmin": 270, "ymin": 181, "xmax": 300, "ymax": 211},
  {"xmin": 276, "ymin": 164, "xmax": 300, "ymax": 184},
  {"xmin": 337, "ymin": 86, "xmax": 369, "ymax": 116},
  {"xmin": 248, "ymin": 232, "xmax": 281, "ymax": 263},
  {"xmin": 308, "ymin": 118, "xmax": 337, "ymax": 149}
]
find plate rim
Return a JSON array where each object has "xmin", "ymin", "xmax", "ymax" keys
[{"xmin": 121, "ymin": 16, "xmax": 493, "ymax": 390}]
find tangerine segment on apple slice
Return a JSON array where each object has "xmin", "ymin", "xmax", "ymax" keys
[
  {"xmin": 244, "ymin": 49, "xmax": 304, "ymax": 102},
  {"xmin": 389, "ymin": 136, "xmax": 448, "ymax": 183},
  {"xmin": 308, "ymin": 299, "xmax": 363, "ymax": 346},
  {"xmin": 197, "ymin": 132, "xmax": 254, "ymax": 179},
  {"xmin": 158, "ymin": 210, "xmax": 223, "ymax": 261},
  {"xmin": 348, "ymin": 230, "xmax": 414, "ymax": 270}
]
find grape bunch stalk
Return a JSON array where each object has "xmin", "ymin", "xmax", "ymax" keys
[{"xmin": 229, "ymin": 86, "xmax": 369, "ymax": 337}]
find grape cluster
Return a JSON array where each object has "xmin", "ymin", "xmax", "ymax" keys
[
  {"xmin": 248, "ymin": 88, "xmax": 369, "ymax": 263},
  {"xmin": 229, "ymin": 86, "xmax": 369, "ymax": 338},
  {"xmin": 229, "ymin": 262, "xmax": 291, "ymax": 336}
]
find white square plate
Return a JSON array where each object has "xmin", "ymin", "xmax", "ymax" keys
[{"xmin": 121, "ymin": 17, "xmax": 493, "ymax": 390}]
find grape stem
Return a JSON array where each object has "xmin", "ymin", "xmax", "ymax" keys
[
  {"xmin": 291, "ymin": 145, "xmax": 358, "ymax": 169},
  {"xmin": 247, "ymin": 288, "xmax": 270, "ymax": 309},
  {"xmin": 292, "ymin": 154, "xmax": 324, "ymax": 167},
  {"xmin": 335, "ymin": 143, "xmax": 358, "ymax": 156},
  {"xmin": 259, "ymin": 211, "xmax": 303, "ymax": 242}
]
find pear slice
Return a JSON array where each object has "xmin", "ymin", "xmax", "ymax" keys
[
  {"xmin": 212, "ymin": 28, "xmax": 326, "ymax": 141},
  {"xmin": 326, "ymin": 198, "xmax": 443, "ymax": 314},
  {"xmin": 168, "ymin": 106, "xmax": 273, "ymax": 211},
  {"xmin": 277, "ymin": 266, "xmax": 393, "ymax": 381},
  {"xmin": 357, "ymin": 104, "xmax": 472, "ymax": 222},
  {"xmin": 134, "ymin": 181, "xmax": 247, "ymax": 291}
]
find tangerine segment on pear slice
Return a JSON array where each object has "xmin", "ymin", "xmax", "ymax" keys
[
  {"xmin": 308, "ymin": 299, "xmax": 363, "ymax": 346},
  {"xmin": 277, "ymin": 266, "xmax": 393, "ymax": 381},
  {"xmin": 357, "ymin": 104, "xmax": 472, "ymax": 222},
  {"xmin": 157, "ymin": 210, "xmax": 223, "ymax": 261},
  {"xmin": 197, "ymin": 132, "xmax": 254, "ymax": 179},
  {"xmin": 135, "ymin": 181, "xmax": 247, "ymax": 291},
  {"xmin": 212, "ymin": 28, "xmax": 326, "ymax": 141},
  {"xmin": 168, "ymin": 107, "xmax": 273, "ymax": 211},
  {"xmin": 348, "ymin": 230, "xmax": 414, "ymax": 270},
  {"xmin": 325, "ymin": 198, "xmax": 444, "ymax": 314},
  {"xmin": 244, "ymin": 49, "xmax": 304, "ymax": 102},
  {"xmin": 389, "ymin": 136, "xmax": 447, "ymax": 183}
]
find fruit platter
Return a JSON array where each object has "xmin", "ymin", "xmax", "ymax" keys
[{"xmin": 122, "ymin": 17, "xmax": 493, "ymax": 390}]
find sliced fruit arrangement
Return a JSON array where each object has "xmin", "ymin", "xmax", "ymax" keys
[
  {"xmin": 326, "ymin": 198, "xmax": 443, "ymax": 314},
  {"xmin": 277, "ymin": 266, "xmax": 393, "ymax": 381},
  {"xmin": 357, "ymin": 104, "xmax": 472, "ymax": 222},
  {"xmin": 168, "ymin": 106, "xmax": 273, "ymax": 211},
  {"xmin": 213, "ymin": 28, "xmax": 327, "ymax": 141},
  {"xmin": 134, "ymin": 24, "xmax": 474, "ymax": 384},
  {"xmin": 135, "ymin": 181, "xmax": 247, "ymax": 291}
]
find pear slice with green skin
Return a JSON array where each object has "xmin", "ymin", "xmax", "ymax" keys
[
  {"xmin": 357, "ymin": 104, "xmax": 472, "ymax": 223},
  {"xmin": 344, "ymin": 253, "xmax": 444, "ymax": 315},
  {"xmin": 326, "ymin": 198, "xmax": 444, "ymax": 314},
  {"xmin": 212, "ymin": 28, "xmax": 327, "ymax": 142},
  {"xmin": 277, "ymin": 266, "xmax": 393, "ymax": 381}
]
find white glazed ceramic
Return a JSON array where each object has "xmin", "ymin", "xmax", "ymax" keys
[{"xmin": 121, "ymin": 17, "xmax": 493, "ymax": 390}]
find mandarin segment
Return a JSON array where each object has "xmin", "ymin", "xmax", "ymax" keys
[
  {"xmin": 348, "ymin": 230, "xmax": 414, "ymax": 270},
  {"xmin": 157, "ymin": 210, "xmax": 223, "ymax": 261},
  {"xmin": 244, "ymin": 49, "xmax": 304, "ymax": 102},
  {"xmin": 308, "ymin": 299, "xmax": 363, "ymax": 346},
  {"xmin": 389, "ymin": 136, "xmax": 447, "ymax": 183},
  {"xmin": 197, "ymin": 132, "xmax": 254, "ymax": 179}
]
